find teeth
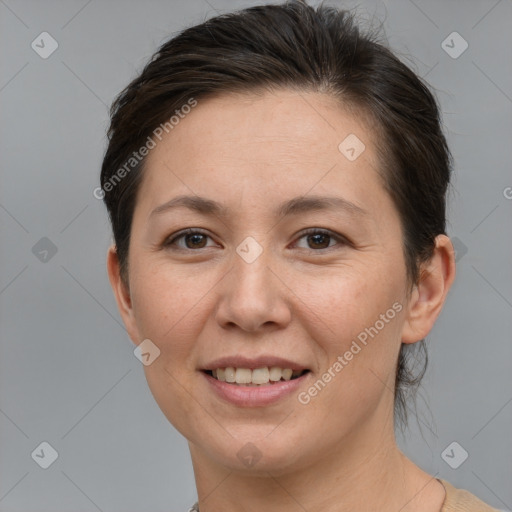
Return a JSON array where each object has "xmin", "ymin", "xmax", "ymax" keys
[
  {"xmin": 282, "ymin": 368, "xmax": 293, "ymax": 381},
  {"xmin": 235, "ymin": 368, "xmax": 252, "ymax": 384},
  {"xmin": 269, "ymin": 367, "xmax": 282, "ymax": 381},
  {"xmin": 225, "ymin": 367, "xmax": 236, "ymax": 383},
  {"xmin": 252, "ymin": 367, "xmax": 270, "ymax": 385},
  {"xmin": 210, "ymin": 366, "xmax": 304, "ymax": 385}
]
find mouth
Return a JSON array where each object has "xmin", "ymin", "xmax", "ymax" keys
[{"xmin": 202, "ymin": 367, "xmax": 310, "ymax": 386}]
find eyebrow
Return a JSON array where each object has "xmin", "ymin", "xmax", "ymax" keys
[{"xmin": 149, "ymin": 194, "xmax": 368, "ymax": 220}]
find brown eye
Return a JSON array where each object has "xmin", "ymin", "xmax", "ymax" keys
[
  {"xmin": 306, "ymin": 232, "xmax": 332, "ymax": 249},
  {"xmin": 164, "ymin": 229, "xmax": 214, "ymax": 250},
  {"xmin": 294, "ymin": 229, "xmax": 347, "ymax": 251},
  {"xmin": 182, "ymin": 233, "xmax": 208, "ymax": 249}
]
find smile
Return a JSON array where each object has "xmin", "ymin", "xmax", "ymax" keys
[{"xmin": 204, "ymin": 367, "xmax": 309, "ymax": 385}]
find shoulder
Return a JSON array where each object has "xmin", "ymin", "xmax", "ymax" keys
[
  {"xmin": 188, "ymin": 484, "xmax": 504, "ymax": 512},
  {"xmin": 439, "ymin": 479, "xmax": 502, "ymax": 511}
]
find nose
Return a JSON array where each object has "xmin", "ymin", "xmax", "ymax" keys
[{"xmin": 214, "ymin": 250, "xmax": 292, "ymax": 333}]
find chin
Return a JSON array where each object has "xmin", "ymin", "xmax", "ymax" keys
[{"xmin": 200, "ymin": 425, "xmax": 320, "ymax": 476}]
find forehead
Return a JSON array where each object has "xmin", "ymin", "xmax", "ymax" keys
[
  {"xmin": 137, "ymin": 89, "xmax": 385, "ymax": 214},
  {"xmin": 155, "ymin": 89, "xmax": 374, "ymax": 154}
]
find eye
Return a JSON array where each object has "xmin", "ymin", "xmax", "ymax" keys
[
  {"xmin": 163, "ymin": 229, "xmax": 217, "ymax": 250},
  {"xmin": 294, "ymin": 228, "xmax": 348, "ymax": 251},
  {"xmin": 163, "ymin": 228, "xmax": 349, "ymax": 252}
]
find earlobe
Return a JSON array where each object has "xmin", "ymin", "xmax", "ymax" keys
[
  {"xmin": 106, "ymin": 245, "xmax": 140, "ymax": 344},
  {"xmin": 401, "ymin": 235, "xmax": 456, "ymax": 344}
]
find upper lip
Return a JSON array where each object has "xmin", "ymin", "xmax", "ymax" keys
[{"xmin": 201, "ymin": 356, "xmax": 309, "ymax": 371}]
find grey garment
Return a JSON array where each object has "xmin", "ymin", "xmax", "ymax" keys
[{"xmin": 188, "ymin": 504, "xmax": 199, "ymax": 512}]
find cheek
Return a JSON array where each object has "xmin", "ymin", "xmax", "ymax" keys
[
  {"xmin": 292, "ymin": 264, "xmax": 404, "ymax": 402},
  {"xmin": 129, "ymin": 262, "xmax": 211, "ymax": 363},
  {"xmin": 293, "ymin": 261, "xmax": 404, "ymax": 343},
  {"xmin": 129, "ymin": 265, "xmax": 212, "ymax": 435}
]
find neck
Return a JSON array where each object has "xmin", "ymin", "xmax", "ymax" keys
[{"xmin": 188, "ymin": 411, "xmax": 442, "ymax": 512}]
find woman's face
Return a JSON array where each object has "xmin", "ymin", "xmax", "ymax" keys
[{"xmin": 111, "ymin": 89, "xmax": 420, "ymax": 473}]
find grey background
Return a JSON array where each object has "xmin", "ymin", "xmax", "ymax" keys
[{"xmin": 0, "ymin": 0, "xmax": 511, "ymax": 511}]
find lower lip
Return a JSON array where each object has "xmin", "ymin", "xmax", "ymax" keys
[{"xmin": 202, "ymin": 371, "xmax": 309, "ymax": 407}]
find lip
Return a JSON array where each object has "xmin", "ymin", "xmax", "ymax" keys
[
  {"xmin": 201, "ymin": 355, "xmax": 308, "ymax": 371},
  {"xmin": 202, "ymin": 370, "xmax": 310, "ymax": 407}
]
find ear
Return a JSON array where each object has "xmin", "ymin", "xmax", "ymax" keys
[
  {"xmin": 106, "ymin": 244, "xmax": 140, "ymax": 345},
  {"xmin": 401, "ymin": 234, "xmax": 456, "ymax": 344}
]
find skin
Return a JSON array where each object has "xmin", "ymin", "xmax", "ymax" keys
[{"xmin": 107, "ymin": 89, "xmax": 456, "ymax": 512}]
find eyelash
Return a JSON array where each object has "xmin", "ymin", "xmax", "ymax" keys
[{"xmin": 163, "ymin": 228, "xmax": 349, "ymax": 252}]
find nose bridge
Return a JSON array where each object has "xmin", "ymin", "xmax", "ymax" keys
[
  {"xmin": 234, "ymin": 241, "xmax": 272, "ymax": 293},
  {"xmin": 214, "ymin": 236, "xmax": 291, "ymax": 331},
  {"xmin": 231, "ymin": 237, "xmax": 275, "ymax": 307}
]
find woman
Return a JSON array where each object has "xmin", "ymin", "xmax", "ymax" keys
[{"xmin": 100, "ymin": 1, "xmax": 499, "ymax": 510}]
